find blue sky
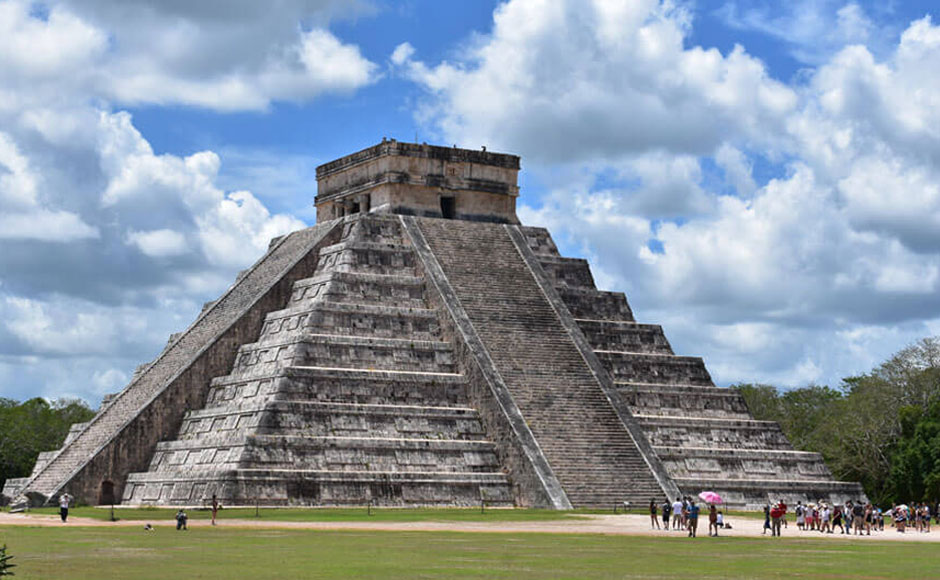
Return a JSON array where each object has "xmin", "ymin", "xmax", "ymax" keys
[{"xmin": 2, "ymin": 0, "xmax": 940, "ymax": 405}]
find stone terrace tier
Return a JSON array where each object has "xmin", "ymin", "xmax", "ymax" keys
[
  {"xmin": 519, "ymin": 225, "xmax": 866, "ymax": 509},
  {"xmin": 414, "ymin": 218, "xmax": 665, "ymax": 508},
  {"xmin": 122, "ymin": 215, "xmax": 513, "ymax": 507}
]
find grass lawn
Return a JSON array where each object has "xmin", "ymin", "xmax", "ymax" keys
[
  {"xmin": 2, "ymin": 525, "xmax": 939, "ymax": 579},
  {"xmin": 19, "ymin": 505, "xmax": 593, "ymax": 523}
]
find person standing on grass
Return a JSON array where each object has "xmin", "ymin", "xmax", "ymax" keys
[
  {"xmin": 672, "ymin": 497, "xmax": 684, "ymax": 531},
  {"xmin": 59, "ymin": 492, "xmax": 71, "ymax": 523},
  {"xmin": 176, "ymin": 508, "xmax": 188, "ymax": 531},
  {"xmin": 708, "ymin": 504, "xmax": 719, "ymax": 537},
  {"xmin": 649, "ymin": 498, "xmax": 660, "ymax": 529},
  {"xmin": 687, "ymin": 500, "xmax": 700, "ymax": 537},
  {"xmin": 211, "ymin": 494, "xmax": 220, "ymax": 526}
]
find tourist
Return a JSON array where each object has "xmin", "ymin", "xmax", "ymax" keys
[
  {"xmin": 762, "ymin": 504, "xmax": 771, "ymax": 535},
  {"xmin": 211, "ymin": 494, "xmax": 220, "ymax": 526},
  {"xmin": 833, "ymin": 505, "xmax": 845, "ymax": 534},
  {"xmin": 708, "ymin": 504, "xmax": 719, "ymax": 537},
  {"xmin": 716, "ymin": 510, "xmax": 724, "ymax": 529},
  {"xmin": 820, "ymin": 504, "xmax": 831, "ymax": 533},
  {"xmin": 176, "ymin": 508, "xmax": 188, "ymax": 531},
  {"xmin": 770, "ymin": 500, "xmax": 786, "ymax": 537},
  {"xmin": 795, "ymin": 501, "xmax": 805, "ymax": 530},
  {"xmin": 661, "ymin": 499, "xmax": 671, "ymax": 530},
  {"xmin": 649, "ymin": 498, "xmax": 660, "ymax": 529},
  {"xmin": 672, "ymin": 497, "xmax": 684, "ymax": 530},
  {"xmin": 59, "ymin": 492, "xmax": 71, "ymax": 523},
  {"xmin": 844, "ymin": 500, "xmax": 854, "ymax": 533},
  {"xmin": 894, "ymin": 506, "xmax": 906, "ymax": 533},
  {"xmin": 852, "ymin": 501, "xmax": 865, "ymax": 535},
  {"xmin": 924, "ymin": 503, "xmax": 931, "ymax": 532},
  {"xmin": 687, "ymin": 500, "xmax": 700, "ymax": 537}
]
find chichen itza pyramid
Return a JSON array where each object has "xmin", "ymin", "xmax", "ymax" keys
[{"xmin": 4, "ymin": 140, "xmax": 864, "ymax": 510}]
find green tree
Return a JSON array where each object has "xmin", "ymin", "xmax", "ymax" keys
[{"xmin": 0, "ymin": 397, "xmax": 96, "ymax": 489}]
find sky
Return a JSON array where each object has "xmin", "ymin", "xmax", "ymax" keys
[{"xmin": 2, "ymin": 0, "xmax": 940, "ymax": 405}]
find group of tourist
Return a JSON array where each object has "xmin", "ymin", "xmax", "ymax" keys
[
  {"xmin": 792, "ymin": 500, "xmax": 936, "ymax": 535},
  {"xmin": 649, "ymin": 496, "xmax": 939, "ymax": 538},
  {"xmin": 649, "ymin": 497, "xmax": 724, "ymax": 538}
]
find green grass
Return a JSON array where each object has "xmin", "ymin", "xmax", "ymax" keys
[
  {"xmin": 2, "ymin": 525, "xmax": 939, "ymax": 579},
  {"xmin": 19, "ymin": 505, "xmax": 595, "ymax": 523}
]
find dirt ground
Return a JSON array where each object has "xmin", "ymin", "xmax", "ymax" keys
[{"xmin": 2, "ymin": 511, "xmax": 938, "ymax": 542}]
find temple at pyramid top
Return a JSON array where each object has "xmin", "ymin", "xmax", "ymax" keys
[{"xmin": 315, "ymin": 139, "xmax": 521, "ymax": 224}]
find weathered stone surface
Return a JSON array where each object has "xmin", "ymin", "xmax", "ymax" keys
[{"xmin": 19, "ymin": 143, "xmax": 864, "ymax": 510}]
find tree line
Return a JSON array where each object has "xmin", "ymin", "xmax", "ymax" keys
[
  {"xmin": 0, "ymin": 398, "xmax": 96, "ymax": 490},
  {"xmin": 734, "ymin": 337, "xmax": 940, "ymax": 506}
]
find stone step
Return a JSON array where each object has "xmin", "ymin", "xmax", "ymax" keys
[
  {"xmin": 416, "ymin": 218, "xmax": 666, "ymax": 508},
  {"xmin": 229, "ymin": 335, "xmax": 455, "ymax": 377},
  {"xmin": 122, "ymin": 469, "xmax": 514, "ymax": 507},
  {"xmin": 178, "ymin": 401, "xmax": 488, "ymax": 442},
  {"xmin": 336, "ymin": 215, "xmax": 411, "ymax": 246},
  {"xmin": 518, "ymin": 226, "xmax": 558, "ymax": 257},
  {"xmin": 288, "ymin": 271, "xmax": 427, "ymax": 310},
  {"xmin": 655, "ymin": 446, "xmax": 835, "ymax": 482},
  {"xmin": 148, "ymin": 435, "xmax": 502, "ymax": 474},
  {"xmin": 575, "ymin": 320, "xmax": 672, "ymax": 354},
  {"xmin": 615, "ymin": 382, "xmax": 752, "ymax": 419},
  {"xmin": 260, "ymin": 302, "xmax": 443, "ymax": 342},
  {"xmin": 536, "ymin": 256, "xmax": 596, "ymax": 289},
  {"xmin": 596, "ymin": 352, "xmax": 713, "ymax": 385},
  {"xmin": 558, "ymin": 288, "xmax": 635, "ymax": 321},
  {"xmin": 207, "ymin": 367, "xmax": 469, "ymax": 408},
  {"xmin": 316, "ymin": 240, "xmax": 418, "ymax": 276},
  {"xmin": 634, "ymin": 415, "xmax": 793, "ymax": 450}
]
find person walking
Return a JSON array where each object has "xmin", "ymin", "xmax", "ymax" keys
[
  {"xmin": 59, "ymin": 493, "xmax": 71, "ymax": 523},
  {"xmin": 211, "ymin": 494, "xmax": 220, "ymax": 526},
  {"xmin": 708, "ymin": 504, "xmax": 719, "ymax": 537},
  {"xmin": 762, "ymin": 504, "xmax": 771, "ymax": 535}
]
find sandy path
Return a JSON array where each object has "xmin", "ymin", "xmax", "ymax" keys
[{"xmin": 2, "ymin": 511, "xmax": 938, "ymax": 542}]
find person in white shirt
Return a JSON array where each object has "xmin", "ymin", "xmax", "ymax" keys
[
  {"xmin": 59, "ymin": 493, "xmax": 71, "ymax": 523},
  {"xmin": 672, "ymin": 497, "xmax": 684, "ymax": 530}
]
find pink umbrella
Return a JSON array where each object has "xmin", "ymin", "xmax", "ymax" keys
[{"xmin": 699, "ymin": 491, "xmax": 723, "ymax": 504}]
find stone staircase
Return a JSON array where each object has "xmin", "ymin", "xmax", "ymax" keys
[
  {"xmin": 518, "ymin": 226, "xmax": 865, "ymax": 509},
  {"xmin": 13, "ymin": 221, "xmax": 339, "ymax": 506},
  {"xmin": 122, "ymin": 216, "xmax": 514, "ymax": 507},
  {"xmin": 415, "ymin": 218, "xmax": 665, "ymax": 508}
]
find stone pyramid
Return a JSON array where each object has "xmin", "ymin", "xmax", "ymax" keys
[{"xmin": 6, "ymin": 140, "xmax": 864, "ymax": 510}]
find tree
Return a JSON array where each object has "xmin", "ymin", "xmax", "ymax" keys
[{"xmin": 0, "ymin": 398, "xmax": 96, "ymax": 489}]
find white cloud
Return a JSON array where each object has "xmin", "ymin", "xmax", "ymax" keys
[
  {"xmin": 716, "ymin": 1, "xmax": 877, "ymax": 65},
  {"xmin": 411, "ymin": 0, "xmax": 940, "ymax": 388},
  {"xmin": 126, "ymin": 229, "xmax": 189, "ymax": 258}
]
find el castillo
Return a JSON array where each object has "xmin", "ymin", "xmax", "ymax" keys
[{"xmin": 2, "ymin": 140, "xmax": 864, "ymax": 511}]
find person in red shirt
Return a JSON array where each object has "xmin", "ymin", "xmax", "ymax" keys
[{"xmin": 770, "ymin": 500, "xmax": 787, "ymax": 537}]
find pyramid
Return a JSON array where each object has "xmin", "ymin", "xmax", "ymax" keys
[{"xmin": 6, "ymin": 140, "xmax": 864, "ymax": 510}]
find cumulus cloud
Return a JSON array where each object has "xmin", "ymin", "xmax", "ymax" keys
[
  {"xmin": 0, "ymin": 0, "xmax": 351, "ymax": 404},
  {"xmin": 394, "ymin": 0, "xmax": 795, "ymax": 163},
  {"xmin": 405, "ymin": 0, "xmax": 940, "ymax": 388},
  {"xmin": 717, "ymin": 1, "xmax": 876, "ymax": 65}
]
